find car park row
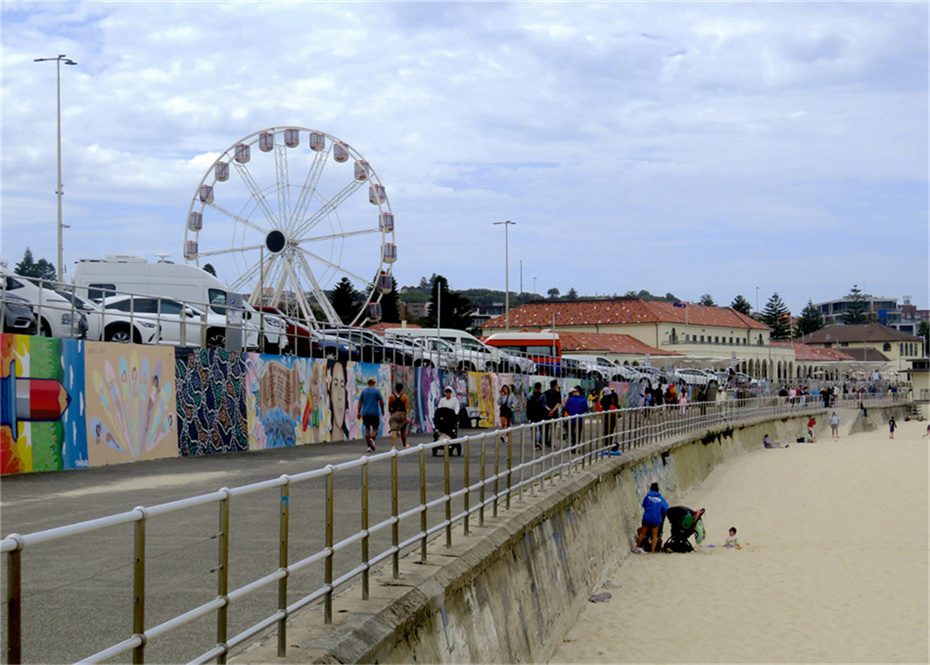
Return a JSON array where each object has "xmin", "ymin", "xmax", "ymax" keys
[{"xmin": 2, "ymin": 269, "xmax": 769, "ymax": 385}]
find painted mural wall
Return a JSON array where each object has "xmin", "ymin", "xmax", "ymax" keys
[{"xmin": 1, "ymin": 332, "xmax": 653, "ymax": 475}]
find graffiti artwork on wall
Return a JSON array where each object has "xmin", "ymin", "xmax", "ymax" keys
[
  {"xmin": 84, "ymin": 341, "xmax": 178, "ymax": 466},
  {"xmin": 469, "ymin": 371, "xmax": 498, "ymax": 428},
  {"xmin": 1, "ymin": 334, "xmax": 83, "ymax": 474},
  {"xmin": 416, "ymin": 366, "xmax": 442, "ymax": 434},
  {"xmin": 176, "ymin": 348, "xmax": 248, "ymax": 456}
]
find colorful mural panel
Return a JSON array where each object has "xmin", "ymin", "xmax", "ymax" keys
[
  {"xmin": 176, "ymin": 348, "xmax": 248, "ymax": 456},
  {"xmin": 1, "ymin": 334, "xmax": 82, "ymax": 474},
  {"xmin": 84, "ymin": 342, "xmax": 179, "ymax": 466}
]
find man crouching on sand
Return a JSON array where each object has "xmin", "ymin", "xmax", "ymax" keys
[
  {"xmin": 634, "ymin": 482, "xmax": 668, "ymax": 553},
  {"xmin": 763, "ymin": 433, "xmax": 788, "ymax": 449}
]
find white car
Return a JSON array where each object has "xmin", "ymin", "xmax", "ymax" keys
[
  {"xmin": 1, "ymin": 269, "xmax": 86, "ymax": 339},
  {"xmin": 673, "ymin": 368, "xmax": 718, "ymax": 387},
  {"xmin": 101, "ymin": 295, "xmax": 204, "ymax": 347},
  {"xmin": 561, "ymin": 354, "xmax": 610, "ymax": 381}
]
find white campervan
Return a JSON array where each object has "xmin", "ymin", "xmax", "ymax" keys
[
  {"xmin": 73, "ymin": 256, "xmax": 287, "ymax": 352},
  {"xmin": 383, "ymin": 327, "xmax": 501, "ymax": 372}
]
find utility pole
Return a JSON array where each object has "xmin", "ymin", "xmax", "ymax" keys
[
  {"xmin": 493, "ymin": 220, "xmax": 516, "ymax": 330},
  {"xmin": 35, "ymin": 54, "xmax": 78, "ymax": 282}
]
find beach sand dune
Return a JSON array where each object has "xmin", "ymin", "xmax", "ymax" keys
[{"xmin": 553, "ymin": 419, "xmax": 928, "ymax": 663}]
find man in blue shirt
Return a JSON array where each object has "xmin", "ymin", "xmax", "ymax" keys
[
  {"xmin": 357, "ymin": 378, "xmax": 384, "ymax": 452},
  {"xmin": 563, "ymin": 386, "xmax": 589, "ymax": 445},
  {"xmin": 635, "ymin": 482, "xmax": 669, "ymax": 553}
]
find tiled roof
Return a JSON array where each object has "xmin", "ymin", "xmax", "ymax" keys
[
  {"xmin": 772, "ymin": 342, "xmax": 855, "ymax": 362},
  {"xmin": 480, "ymin": 299, "xmax": 769, "ymax": 331},
  {"xmin": 557, "ymin": 331, "xmax": 680, "ymax": 357},
  {"xmin": 804, "ymin": 323, "xmax": 922, "ymax": 344},
  {"xmin": 839, "ymin": 347, "xmax": 891, "ymax": 362}
]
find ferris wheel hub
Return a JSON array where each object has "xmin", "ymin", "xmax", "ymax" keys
[{"xmin": 265, "ymin": 229, "xmax": 287, "ymax": 254}]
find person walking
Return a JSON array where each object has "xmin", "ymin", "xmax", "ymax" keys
[
  {"xmin": 563, "ymin": 386, "xmax": 589, "ymax": 446},
  {"xmin": 388, "ymin": 382, "xmax": 410, "ymax": 450},
  {"xmin": 543, "ymin": 379, "xmax": 562, "ymax": 448},
  {"xmin": 499, "ymin": 384, "xmax": 516, "ymax": 432},
  {"xmin": 829, "ymin": 411, "xmax": 840, "ymax": 440},
  {"xmin": 889, "ymin": 416, "xmax": 897, "ymax": 440},
  {"xmin": 357, "ymin": 378, "xmax": 384, "ymax": 452},
  {"xmin": 635, "ymin": 482, "xmax": 668, "ymax": 554},
  {"xmin": 600, "ymin": 387, "xmax": 620, "ymax": 451},
  {"xmin": 526, "ymin": 382, "xmax": 547, "ymax": 449}
]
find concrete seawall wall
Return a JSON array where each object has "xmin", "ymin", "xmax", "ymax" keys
[{"xmin": 235, "ymin": 404, "xmax": 910, "ymax": 664}]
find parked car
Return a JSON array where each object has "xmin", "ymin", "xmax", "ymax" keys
[
  {"xmin": 673, "ymin": 368, "xmax": 718, "ymax": 387},
  {"xmin": 383, "ymin": 328, "xmax": 501, "ymax": 372},
  {"xmin": 101, "ymin": 295, "xmax": 202, "ymax": 346},
  {"xmin": 561, "ymin": 354, "xmax": 616, "ymax": 381},
  {"xmin": 615, "ymin": 364, "xmax": 648, "ymax": 382},
  {"xmin": 637, "ymin": 366, "xmax": 670, "ymax": 386},
  {"xmin": 241, "ymin": 304, "xmax": 289, "ymax": 354},
  {"xmin": 55, "ymin": 290, "xmax": 107, "ymax": 342},
  {"xmin": 318, "ymin": 326, "xmax": 414, "ymax": 365},
  {"xmin": 0, "ymin": 269, "xmax": 86, "ymax": 339},
  {"xmin": 496, "ymin": 348, "xmax": 537, "ymax": 374},
  {"xmin": 312, "ymin": 329, "xmax": 360, "ymax": 362},
  {"xmin": 1, "ymin": 292, "xmax": 37, "ymax": 335},
  {"xmin": 254, "ymin": 306, "xmax": 318, "ymax": 357},
  {"xmin": 389, "ymin": 335, "xmax": 457, "ymax": 368}
]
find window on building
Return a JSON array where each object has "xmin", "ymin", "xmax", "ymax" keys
[{"xmin": 883, "ymin": 343, "xmax": 892, "ymax": 352}]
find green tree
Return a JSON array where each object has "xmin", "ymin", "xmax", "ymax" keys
[
  {"xmin": 699, "ymin": 293, "xmax": 716, "ymax": 307},
  {"xmin": 14, "ymin": 247, "xmax": 57, "ymax": 283},
  {"xmin": 329, "ymin": 277, "xmax": 360, "ymax": 324},
  {"xmin": 842, "ymin": 284, "xmax": 871, "ymax": 324},
  {"xmin": 760, "ymin": 292, "xmax": 792, "ymax": 340},
  {"xmin": 565, "ymin": 288, "xmax": 578, "ymax": 301},
  {"xmin": 730, "ymin": 295, "xmax": 752, "ymax": 316},
  {"xmin": 547, "ymin": 287, "xmax": 560, "ymax": 299},
  {"xmin": 379, "ymin": 276, "xmax": 401, "ymax": 324},
  {"xmin": 794, "ymin": 300, "xmax": 825, "ymax": 337},
  {"xmin": 425, "ymin": 275, "xmax": 473, "ymax": 329}
]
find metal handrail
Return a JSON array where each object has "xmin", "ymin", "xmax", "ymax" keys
[{"xmin": 2, "ymin": 393, "xmax": 907, "ymax": 664}]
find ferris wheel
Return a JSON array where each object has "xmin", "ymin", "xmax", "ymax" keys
[{"xmin": 183, "ymin": 126, "xmax": 396, "ymax": 327}]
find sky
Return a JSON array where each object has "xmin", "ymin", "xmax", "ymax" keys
[{"xmin": 2, "ymin": 1, "xmax": 928, "ymax": 316}]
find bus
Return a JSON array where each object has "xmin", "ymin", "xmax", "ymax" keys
[{"xmin": 482, "ymin": 331, "xmax": 561, "ymax": 375}]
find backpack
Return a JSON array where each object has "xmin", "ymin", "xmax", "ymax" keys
[{"xmin": 527, "ymin": 392, "xmax": 546, "ymax": 421}]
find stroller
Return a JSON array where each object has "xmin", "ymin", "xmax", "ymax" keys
[
  {"xmin": 662, "ymin": 506, "xmax": 705, "ymax": 553},
  {"xmin": 431, "ymin": 406, "xmax": 461, "ymax": 457}
]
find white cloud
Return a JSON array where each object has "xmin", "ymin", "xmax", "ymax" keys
[{"xmin": 1, "ymin": 1, "xmax": 926, "ymax": 312}]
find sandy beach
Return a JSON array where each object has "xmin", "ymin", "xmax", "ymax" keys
[{"xmin": 553, "ymin": 418, "xmax": 929, "ymax": 664}]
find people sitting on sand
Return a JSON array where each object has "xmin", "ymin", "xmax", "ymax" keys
[
  {"xmin": 763, "ymin": 433, "xmax": 788, "ymax": 449},
  {"xmin": 807, "ymin": 416, "xmax": 817, "ymax": 442},
  {"xmin": 724, "ymin": 527, "xmax": 741, "ymax": 549}
]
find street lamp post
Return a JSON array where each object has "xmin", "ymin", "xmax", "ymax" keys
[
  {"xmin": 493, "ymin": 220, "xmax": 515, "ymax": 330},
  {"xmin": 35, "ymin": 54, "xmax": 78, "ymax": 283}
]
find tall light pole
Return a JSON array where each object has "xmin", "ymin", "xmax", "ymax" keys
[
  {"xmin": 493, "ymin": 220, "xmax": 515, "ymax": 330},
  {"xmin": 35, "ymin": 54, "xmax": 78, "ymax": 282}
]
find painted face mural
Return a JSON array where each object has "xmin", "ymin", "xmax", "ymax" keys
[{"xmin": 327, "ymin": 359, "xmax": 348, "ymax": 441}]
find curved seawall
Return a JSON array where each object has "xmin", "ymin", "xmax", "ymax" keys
[{"xmin": 235, "ymin": 404, "xmax": 910, "ymax": 664}]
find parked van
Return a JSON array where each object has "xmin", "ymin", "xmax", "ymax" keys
[
  {"xmin": 73, "ymin": 255, "xmax": 287, "ymax": 352},
  {"xmin": 383, "ymin": 327, "xmax": 501, "ymax": 372},
  {"xmin": 483, "ymin": 331, "xmax": 561, "ymax": 375}
]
